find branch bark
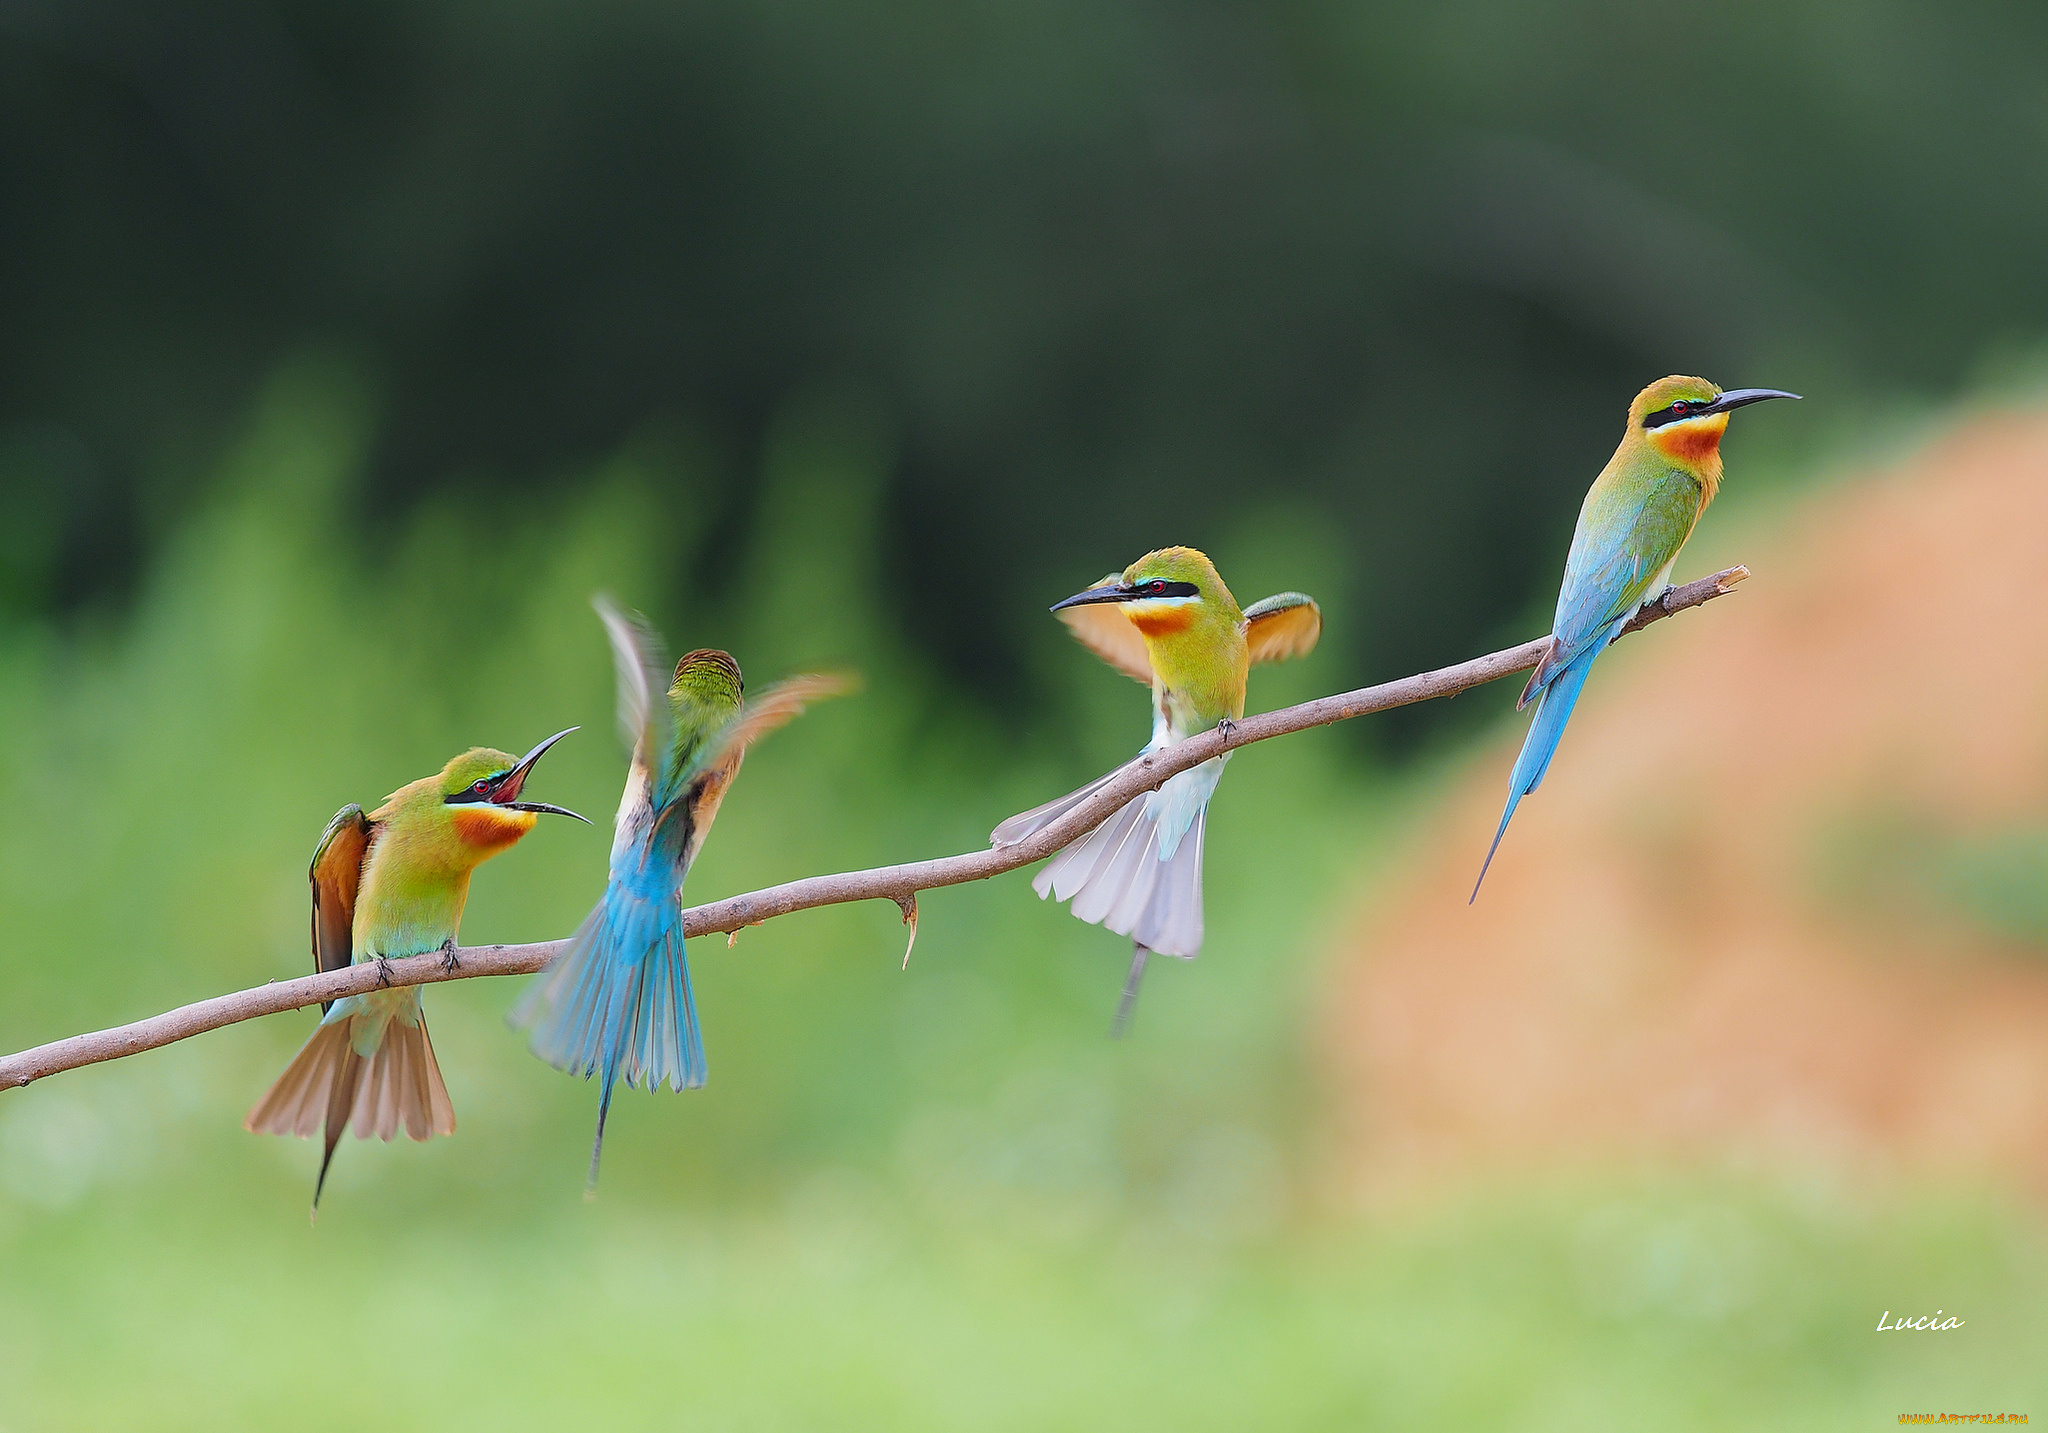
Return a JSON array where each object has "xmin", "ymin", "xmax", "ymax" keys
[{"xmin": 0, "ymin": 566, "xmax": 1747, "ymax": 1090}]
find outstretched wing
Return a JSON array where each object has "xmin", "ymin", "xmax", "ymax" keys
[
  {"xmin": 594, "ymin": 594, "xmax": 680, "ymax": 841},
  {"xmin": 699, "ymin": 673, "xmax": 857, "ymax": 773},
  {"xmin": 1056, "ymin": 574, "xmax": 1152, "ymax": 684},
  {"xmin": 593, "ymin": 594, "xmax": 675, "ymax": 776},
  {"xmin": 1243, "ymin": 592, "xmax": 1321, "ymax": 665},
  {"xmin": 668, "ymin": 673, "xmax": 855, "ymax": 864},
  {"xmin": 310, "ymin": 804, "xmax": 371, "ymax": 1013}
]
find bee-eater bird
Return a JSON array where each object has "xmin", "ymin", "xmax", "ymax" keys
[
  {"xmin": 514, "ymin": 599, "xmax": 850, "ymax": 1191},
  {"xmin": 992, "ymin": 547, "xmax": 1319, "ymax": 1033},
  {"xmin": 1471, "ymin": 375, "xmax": 1799, "ymax": 899},
  {"xmin": 245, "ymin": 731, "xmax": 587, "ymax": 1213}
]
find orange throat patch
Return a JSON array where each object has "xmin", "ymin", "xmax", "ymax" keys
[
  {"xmin": 1650, "ymin": 414, "xmax": 1728, "ymax": 466},
  {"xmin": 1126, "ymin": 607, "xmax": 1194, "ymax": 639},
  {"xmin": 452, "ymin": 806, "xmax": 538, "ymax": 852}
]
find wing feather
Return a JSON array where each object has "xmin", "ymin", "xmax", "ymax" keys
[
  {"xmin": 668, "ymin": 672, "xmax": 855, "ymax": 863},
  {"xmin": 1056, "ymin": 575, "xmax": 1153, "ymax": 684},
  {"xmin": 698, "ymin": 673, "xmax": 856, "ymax": 771},
  {"xmin": 1524, "ymin": 468, "xmax": 1702, "ymax": 704},
  {"xmin": 1243, "ymin": 592, "xmax": 1322, "ymax": 665},
  {"xmin": 593, "ymin": 595, "xmax": 674, "ymax": 773},
  {"xmin": 1554, "ymin": 472, "xmax": 1701, "ymax": 656},
  {"xmin": 310, "ymin": 804, "xmax": 371, "ymax": 1015}
]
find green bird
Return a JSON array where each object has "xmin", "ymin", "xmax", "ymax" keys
[
  {"xmin": 515, "ymin": 600, "xmax": 850, "ymax": 1189},
  {"xmin": 993, "ymin": 546, "xmax": 1320, "ymax": 1032},
  {"xmin": 1471, "ymin": 374, "xmax": 1799, "ymax": 898},
  {"xmin": 245, "ymin": 732, "xmax": 586, "ymax": 1213}
]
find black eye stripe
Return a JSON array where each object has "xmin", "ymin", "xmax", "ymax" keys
[
  {"xmin": 445, "ymin": 771, "xmax": 512, "ymax": 804},
  {"xmin": 1644, "ymin": 398, "xmax": 1714, "ymax": 429},
  {"xmin": 1130, "ymin": 579, "xmax": 1200, "ymax": 599}
]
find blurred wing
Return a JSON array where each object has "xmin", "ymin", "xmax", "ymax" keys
[
  {"xmin": 310, "ymin": 804, "xmax": 371, "ymax": 1014},
  {"xmin": 698, "ymin": 673, "xmax": 857, "ymax": 771},
  {"xmin": 593, "ymin": 594, "xmax": 673, "ymax": 774},
  {"xmin": 661, "ymin": 672, "xmax": 855, "ymax": 864},
  {"xmin": 1243, "ymin": 592, "xmax": 1321, "ymax": 664},
  {"xmin": 1056, "ymin": 575, "xmax": 1152, "ymax": 684}
]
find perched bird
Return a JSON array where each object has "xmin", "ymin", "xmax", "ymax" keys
[
  {"xmin": 992, "ymin": 547, "xmax": 1319, "ymax": 1033},
  {"xmin": 514, "ymin": 599, "xmax": 849, "ymax": 1191},
  {"xmin": 245, "ymin": 731, "xmax": 586, "ymax": 1213},
  {"xmin": 1471, "ymin": 375, "xmax": 1799, "ymax": 899}
]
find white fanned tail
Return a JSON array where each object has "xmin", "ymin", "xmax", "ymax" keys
[{"xmin": 991, "ymin": 750, "xmax": 1226, "ymax": 963}]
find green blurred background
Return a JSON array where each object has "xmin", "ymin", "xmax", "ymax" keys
[{"xmin": 2, "ymin": 3, "xmax": 2045, "ymax": 1427}]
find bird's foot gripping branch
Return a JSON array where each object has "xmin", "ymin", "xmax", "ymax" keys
[{"xmin": 0, "ymin": 565, "xmax": 1747, "ymax": 1092}]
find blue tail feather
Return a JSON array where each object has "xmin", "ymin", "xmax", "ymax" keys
[
  {"xmin": 515, "ymin": 874, "xmax": 706, "ymax": 1188},
  {"xmin": 1470, "ymin": 638, "xmax": 1605, "ymax": 902}
]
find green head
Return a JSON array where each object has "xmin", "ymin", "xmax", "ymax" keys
[
  {"xmin": 382, "ymin": 728, "xmax": 591, "ymax": 864},
  {"xmin": 438, "ymin": 729, "xmax": 585, "ymax": 814},
  {"xmin": 1050, "ymin": 545, "xmax": 1241, "ymax": 628},
  {"xmin": 662, "ymin": 648, "xmax": 746, "ymax": 780},
  {"xmin": 1628, "ymin": 375, "xmax": 1800, "ymax": 476},
  {"xmin": 1049, "ymin": 545, "xmax": 1250, "ymax": 725},
  {"xmin": 670, "ymin": 648, "xmax": 745, "ymax": 715}
]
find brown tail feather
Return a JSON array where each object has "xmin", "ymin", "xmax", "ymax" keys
[
  {"xmin": 315, "ymin": 1037, "xmax": 365, "ymax": 1210},
  {"xmin": 418, "ymin": 1022, "xmax": 457, "ymax": 1135},
  {"xmin": 360, "ymin": 1026, "xmax": 400, "ymax": 1140},
  {"xmin": 245, "ymin": 1020, "xmax": 357, "ymax": 1138},
  {"xmin": 245, "ymin": 1020, "xmax": 365, "ymax": 1211},
  {"xmin": 347, "ymin": 1015, "xmax": 457, "ymax": 1142},
  {"xmin": 246, "ymin": 1013, "xmax": 456, "ymax": 1211}
]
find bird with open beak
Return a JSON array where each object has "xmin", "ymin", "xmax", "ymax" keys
[{"xmin": 245, "ymin": 730, "xmax": 587, "ymax": 1213}]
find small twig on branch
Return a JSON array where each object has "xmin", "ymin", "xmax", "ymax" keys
[
  {"xmin": 0, "ymin": 566, "xmax": 1747, "ymax": 1091},
  {"xmin": 896, "ymin": 894, "xmax": 920, "ymax": 971}
]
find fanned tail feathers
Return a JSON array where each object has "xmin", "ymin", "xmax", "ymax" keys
[
  {"xmin": 994, "ymin": 760, "xmax": 1214, "ymax": 1027},
  {"xmin": 1040, "ymin": 796, "xmax": 1207, "ymax": 958},
  {"xmin": 989, "ymin": 767, "xmax": 1119, "ymax": 849},
  {"xmin": 513, "ymin": 883, "xmax": 704, "ymax": 1189},
  {"xmin": 245, "ymin": 1006, "xmax": 455, "ymax": 1213}
]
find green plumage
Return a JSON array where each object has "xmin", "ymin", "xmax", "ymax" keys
[{"xmin": 1475, "ymin": 375, "xmax": 1797, "ymax": 898}]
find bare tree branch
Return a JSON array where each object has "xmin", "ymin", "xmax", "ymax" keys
[{"xmin": 0, "ymin": 566, "xmax": 1748, "ymax": 1091}]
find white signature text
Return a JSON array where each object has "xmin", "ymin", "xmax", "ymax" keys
[{"xmin": 1878, "ymin": 1310, "xmax": 1964, "ymax": 1331}]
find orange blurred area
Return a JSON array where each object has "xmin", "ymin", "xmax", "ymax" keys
[{"xmin": 1324, "ymin": 411, "xmax": 2048, "ymax": 1198}]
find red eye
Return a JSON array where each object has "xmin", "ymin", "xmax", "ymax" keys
[
  {"xmin": 1148, "ymin": 580, "xmax": 1167, "ymax": 594},
  {"xmin": 1673, "ymin": 400, "xmax": 1692, "ymax": 414},
  {"xmin": 473, "ymin": 779, "xmax": 491, "ymax": 794}
]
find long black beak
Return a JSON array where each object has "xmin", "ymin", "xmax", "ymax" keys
[
  {"xmin": 493, "ymin": 727, "xmax": 590, "ymax": 822},
  {"xmin": 1050, "ymin": 583, "xmax": 1138, "ymax": 612},
  {"xmin": 1704, "ymin": 387, "xmax": 1801, "ymax": 415}
]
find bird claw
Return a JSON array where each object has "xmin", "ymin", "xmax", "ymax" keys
[
  {"xmin": 374, "ymin": 957, "xmax": 395, "ymax": 989},
  {"xmin": 439, "ymin": 940, "xmax": 460, "ymax": 974},
  {"xmin": 1216, "ymin": 717, "xmax": 1237, "ymax": 740}
]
